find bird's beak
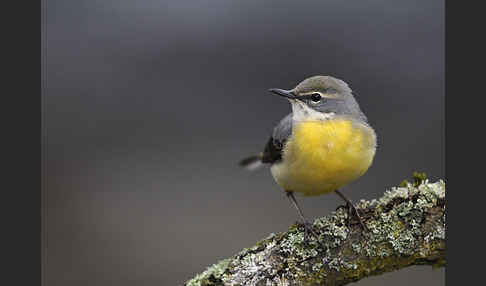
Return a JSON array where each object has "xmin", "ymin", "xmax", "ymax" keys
[{"xmin": 268, "ymin": 88, "xmax": 297, "ymax": 100}]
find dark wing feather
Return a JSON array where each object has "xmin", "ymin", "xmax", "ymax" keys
[{"xmin": 262, "ymin": 113, "xmax": 292, "ymax": 164}]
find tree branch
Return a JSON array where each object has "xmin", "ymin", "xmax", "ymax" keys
[{"xmin": 184, "ymin": 175, "xmax": 445, "ymax": 286}]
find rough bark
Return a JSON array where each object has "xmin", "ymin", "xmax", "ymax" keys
[{"xmin": 184, "ymin": 174, "xmax": 445, "ymax": 286}]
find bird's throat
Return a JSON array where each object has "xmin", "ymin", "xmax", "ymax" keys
[{"xmin": 290, "ymin": 100, "xmax": 334, "ymax": 122}]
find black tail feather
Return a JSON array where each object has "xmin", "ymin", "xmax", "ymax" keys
[{"xmin": 239, "ymin": 153, "xmax": 263, "ymax": 170}]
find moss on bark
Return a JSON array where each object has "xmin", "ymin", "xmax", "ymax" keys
[{"xmin": 184, "ymin": 175, "xmax": 445, "ymax": 286}]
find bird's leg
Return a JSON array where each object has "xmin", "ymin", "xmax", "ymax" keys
[
  {"xmin": 334, "ymin": 189, "xmax": 368, "ymax": 231},
  {"xmin": 285, "ymin": 191, "xmax": 322, "ymax": 245}
]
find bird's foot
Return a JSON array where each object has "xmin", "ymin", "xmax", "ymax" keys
[
  {"xmin": 297, "ymin": 220, "xmax": 324, "ymax": 248},
  {"xmin": 337, "ymin": 202, "xmax": 368, "ymax": 232}
]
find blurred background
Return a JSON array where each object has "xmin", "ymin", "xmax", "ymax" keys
[{"xmin": 42, "ymin": 0, "xmax": 444, "ymax": 285}]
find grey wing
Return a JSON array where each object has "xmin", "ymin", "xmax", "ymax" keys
[{"xmin": 261, "ymin": 113, "xmax": 293, "ymax": 164}]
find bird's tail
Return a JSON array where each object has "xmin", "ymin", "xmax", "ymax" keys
[{"xmin": 239, "ymin": 153, "xmax": 264, "ymax": 171}]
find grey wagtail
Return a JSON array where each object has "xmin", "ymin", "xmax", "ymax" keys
[{"xmin": 240, "ymin": 75, "xmax": 377, "ymax": 235}]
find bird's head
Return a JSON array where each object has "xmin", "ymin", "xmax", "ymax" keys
[{"xmin": 269, "ymin": 75, "xmax": 366, "ymax": 122}]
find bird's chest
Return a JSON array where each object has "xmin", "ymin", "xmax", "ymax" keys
[{"xmin": 272, "ymin": 119, "xmax": 375, "ymax": 195}]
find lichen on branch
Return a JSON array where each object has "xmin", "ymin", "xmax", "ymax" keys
[{"xmin": 184, "ymin": 175, "xmax": 445, "ymax": 286}]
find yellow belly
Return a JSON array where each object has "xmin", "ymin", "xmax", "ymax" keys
[{"xmin": 270, "ymin": 118, "xmax": 376, "ymax": 196}]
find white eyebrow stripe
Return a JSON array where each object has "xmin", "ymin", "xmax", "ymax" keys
[{"xmin": 298, "ymin": 91, "xmax": 340, "ymax": 99}]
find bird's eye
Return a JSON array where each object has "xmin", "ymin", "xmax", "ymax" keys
[{"xmin": 310, "ymin": 93, "xmax": 322, "ymax": 102}]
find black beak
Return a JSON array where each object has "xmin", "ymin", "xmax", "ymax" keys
[{"xmin": 268, "ymin": 88, "xmax": 297, "ymax": 99}]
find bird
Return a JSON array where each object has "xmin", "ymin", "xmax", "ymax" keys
[{"xmin": 240, "ymin": 75, "xmax": 377, "ymax": 237}]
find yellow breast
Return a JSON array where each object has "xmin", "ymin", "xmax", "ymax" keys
[{"xmin": 270, "ymin": 118, "xmax": 376, "ymax": 196}]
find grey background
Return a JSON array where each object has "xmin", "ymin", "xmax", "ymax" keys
[{"xmin": 42, "ymin": 0, "xmax": 444, "ymax": 285}]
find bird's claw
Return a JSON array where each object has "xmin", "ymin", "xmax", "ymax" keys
[
  {"xmin": 342, "ymin": 202, "xmax": 368, "ymax": 232},
  {"xmin": 297, "ymin": 220, "xmax": 324, "ymax": 248}
]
